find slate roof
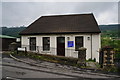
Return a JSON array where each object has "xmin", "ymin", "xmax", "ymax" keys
[
  {"xmin": 0, "ymin": 35, "xmax": 16, "ymax": 39},
  {"xmin": 20, "ymin": 13, "xmax": 101, "ymax": 35}
]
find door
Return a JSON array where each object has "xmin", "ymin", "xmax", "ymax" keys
[
  {"xmin": 29, "ymin": 37, "xmax": 36, "ymax": 51},
  {"xmin": 57, "ymin": 37, "xmax": 65, "ymax": 56}
]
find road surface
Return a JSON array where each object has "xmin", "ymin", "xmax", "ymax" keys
[{"xmin": 1, "ymin": 52, "xmax": 120, "ymax": 80}]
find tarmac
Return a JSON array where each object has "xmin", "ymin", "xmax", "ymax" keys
[{"xmin": 9, "ymin": 53, "xmax": 120, "ymax": 79}]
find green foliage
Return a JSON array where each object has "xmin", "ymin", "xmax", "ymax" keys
[
  {"xmin": 100, "ymin": 24, "xmax": 120, "ymax": 59},
  {"xmin": 101, "ymin": 37, "xmax": 120, "ymax": 58},
  {"xmin": 101, "ymin": 37, "xmax": 119, "ymax": 47},
  {"xmin": 101, "ymin": 30, "xmax": 118, "ymax": 38}
]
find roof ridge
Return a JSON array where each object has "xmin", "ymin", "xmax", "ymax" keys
[{"xmin": 42, "ymin": 13, "xmax": 93, "ymax": 17}]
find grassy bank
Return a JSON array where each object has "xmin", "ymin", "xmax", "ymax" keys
[{"xmin": 11, "ymin": 51, "xmax": 79, "ymax": 67}]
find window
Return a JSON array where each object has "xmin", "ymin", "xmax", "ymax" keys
[
  {"xmin": 43, "ymin": 37, "xmax": 50, "ymax": 51},
  {"xmin": 75, "ymin": 36, "xmax": 83, "ymax": 51},
  {"xmin": 29, "ymin": 37, "xmax": 36, "ymax": 51}
]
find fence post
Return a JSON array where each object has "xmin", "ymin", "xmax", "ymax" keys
[{"xmin": 77, "ymin": 47, "xmax": 87, "ymax": 66}]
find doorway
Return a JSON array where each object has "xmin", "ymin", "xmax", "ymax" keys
[{"xmin": 57, "ymin": 37, "xmax": 65, "ymax": 56}]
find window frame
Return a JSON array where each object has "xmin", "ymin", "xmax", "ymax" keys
[
  {"xmin": 29, "ymin": 37, "xmax": 36, "ymax": 51},
  {"xmin": 75, "ymin": 36, "xmax": 83, "ymax": 51},
  {"xmin": 43, "ymin": 37, "xmax": 50, "ymax": 51}
]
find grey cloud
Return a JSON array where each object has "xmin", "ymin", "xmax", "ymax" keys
[{"xmin": 2, "ymin": 2, "xmax": 118, "ymax": 27}]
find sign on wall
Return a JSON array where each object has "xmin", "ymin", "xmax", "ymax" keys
[{"xmin": 68, "ymin": 41, "xmax": 74, "ymax": 47}]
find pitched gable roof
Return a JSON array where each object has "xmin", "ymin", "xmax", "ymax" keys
[{"xmin": 20, "ymin": 13, "xmax": 101, "ymax": 35}]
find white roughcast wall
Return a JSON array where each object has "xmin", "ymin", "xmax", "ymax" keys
[{"xmin": 21, "ymin": 33, "xmax": 101, "ymax": 62}]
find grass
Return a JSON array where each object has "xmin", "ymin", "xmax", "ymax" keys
[
  {"xmin": 9, "ymin": 51, "xmax": 101, "ymax": 68},
  {"xmin": 86, "ymin": 58, "xmax": 96, "ymax": 62}
]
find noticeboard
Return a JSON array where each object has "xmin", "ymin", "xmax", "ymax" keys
[{"xmin": 68, "ymin": 41, "xmax": 74, "ymax": 47}]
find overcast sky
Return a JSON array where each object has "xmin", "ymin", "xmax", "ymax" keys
[{"xmin": 2, "ymin": 2, "xmax": 119, "ymax": 27}]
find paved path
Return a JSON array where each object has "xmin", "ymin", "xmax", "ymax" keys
[{"xmin": 2, "ymin": 53, "xmax": 75, "ymax": 79}]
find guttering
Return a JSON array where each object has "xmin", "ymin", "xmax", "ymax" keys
[
  {"xmin": 19, "ymin": 32, "xmax": 101, "ymax": 35},
  {"xmin": 91, "ymin": 34, "xmax": 93, "ymax": 59}
]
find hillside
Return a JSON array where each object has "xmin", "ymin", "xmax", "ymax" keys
[
  {"xmin": 99, "ymin": 24, "xmax": 119, "ymax": 31},
  {"xmin": 0, "ymin": 24, "xmax": 119, "ymax": 37},
  {"xmin": 99, "ymin": 24, "xmax": 119, "ymax": 38},
  {"xmin": 1, "ymin": 26, "xmax": 26, "ymax": 37}
]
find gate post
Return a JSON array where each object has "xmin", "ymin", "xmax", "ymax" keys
[
  {"xmin": 100, "ymin": 46, "xmax": 115, "ymax": 68},
  {"xmin": 77, "ymin": 47, "xmax": 87, "ymax": 66}
]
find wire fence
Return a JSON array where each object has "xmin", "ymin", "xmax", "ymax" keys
[{"xmin": 21, "ymin": 45, "xmax": 78, "ymax": 58}]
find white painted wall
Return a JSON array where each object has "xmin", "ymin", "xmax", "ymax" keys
[
  {"xmin": 21, "ymin": 33, "xmax": 101, "ymax": 62},
  {"xmin": 92, "ymin": 34, "xmax": 101, "ymax": 62}
]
